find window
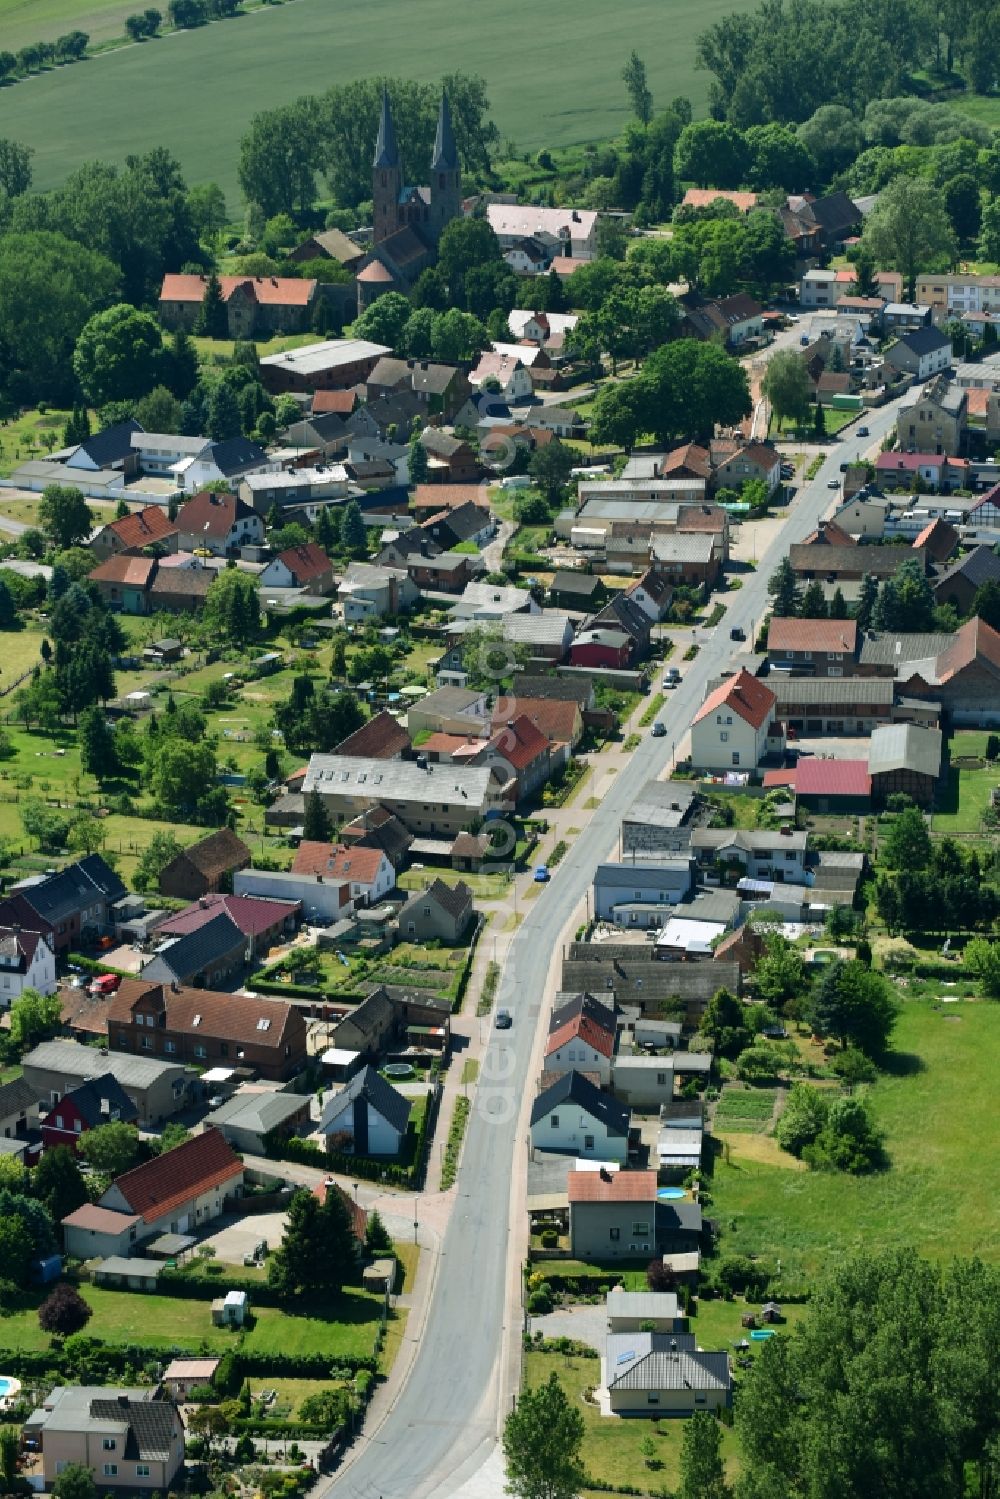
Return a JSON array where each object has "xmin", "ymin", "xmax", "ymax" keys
[
  {"xmin": 136, "ymin": 1465, "xmax": 151, "ymax": 1478},
  {"xmin": 103, "ymin": 1439, "xmax": 117, "ymax": 1451},
  {"xmin": 164, "ymin": 1040, "xmax": 176, "ymax": 1054},
  {"xmin": 193, "ymin": 1043, "xmax": 207, "ymax": 1059},
  {"xmin": 732, "ymin": 753, "xmax": 741, "ymax": 765},
  {"xmin": 550, "ymin": 1115, "xmax": 559, "ymax": 1129},
  {"xmin": 647, "ymin": 1392, "xmax": 659, "ymax": 1404},
  {"xmin": 720, "ymin": 732, "xmax": 729, "ymax": 742},
  {"xmin": 609, "ymin": 1227, "xmax": 620, "ymax": 1241},
  {"xmin": 584, "ymin": 1135, "xmax": 595, "ymax": 1151},
  {"xmin": 141, "ymin": 1036, "xmax": 153, "ymax": 1050},
  {"xmin": 104, "ymin": 1464, "xmax": 118, "ymax": 1477},
  {"xmin": 55, "ymin": 1114, "xmax": 64, "ymax": 1129},
  {"xmin": 801, "ymin": 651, "xmax": 812, "ymax": 661},
  {"xmin": 632, "ymin": 1221, "xmax": 650, "ymax": 1236}
]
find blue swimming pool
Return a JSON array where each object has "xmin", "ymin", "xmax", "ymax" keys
[
  {"xmin": 657, "ymin": 1187, "xmax": 686, "ymax": 1201},
  {"xmin": 749, "ymin": 1329, "xmax": 775, "ymax": 1341},
  {"xmin": 0, "ymin": 1379, "xmax": 15, "ymax": 1398}
]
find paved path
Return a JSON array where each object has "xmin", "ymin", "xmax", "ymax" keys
[{"xmin": 322, "ymin": 386, "xmax": 914, "ymax": 1499}]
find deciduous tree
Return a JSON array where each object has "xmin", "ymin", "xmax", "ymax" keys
[{"xmin": 503, "ymin": 1370, "xmax": 585, "ymax": 1499}]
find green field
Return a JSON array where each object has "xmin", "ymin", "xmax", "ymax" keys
[
  {"xmin": 0, "ymin": 0, "xmax": 738, "ymax": 202},
  {"xmin": 0, "ymin": 1285, "xmax": 233, "ymax": 1351},
  {"xmin": 710, "ymin": 999, "xmax": 1000, "ymax": 1282},
  {"xmin": 245, "ymin": 1291, "xmax": 386, "ymax": 1359}
]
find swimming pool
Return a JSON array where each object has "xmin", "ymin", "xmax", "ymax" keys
[
  {"xmin": 656, "ymin": 1187, "xmax": 686, "ymax": 1201},
  {"xmin": 749, "ymin": 1329, "xmax": 775, "ymax": 1341},
  {"xmin": 0, "ymin": 1376, "xmax": 21, "ymax": 1402}
]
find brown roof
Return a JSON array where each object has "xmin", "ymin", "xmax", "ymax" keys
[
  {"xmin": 332, "ymin": 711, "xmax": 411, "ymax": 759},
  {"xmin": 61, "ymin": 1203, "xmax": 142, "ymax": 1233},
  {"xmin": 677, "ymin": 506, "xmax": 728, "ymax": 534},
  {"xmin": 167, "ymin": 829, "xmax": 251, "ymax": 882},
  {"xmin": 161, "ymin": 274, "xmax": 315, "ymax": 307},
  {"xmin": 149, "ymin": 568, "xmax": 213, "ymax": 600},
  {"xmin": 312, "ymin": 388, "xmax": 360, "ymax": 416},
  {"xmin": 105, "ymin": 505, "xmax": 178, "ymax": 550},
  {"xmin": 663, "ymin": 443, "xmax": 711, "ymax": 480},
  {"xmin": 803, "ymin": 519, "xmax": 856, "ymax": 547},
  {"xmin": 935, "ymin": 615, "xmax": 1000, "ymax": 682},
  {"xmin": 105, "ymin": 1128, "xmax": 242, "ymax": 1224},
  {"xmin": 89, "ymin": 555, "xmax": 156, "ymax": 588},
  {"xmin": 693, "ymin": 669, "xmax": 776, "ymax": 732},
  {"xmin": 291, "ymin": 842, "xmax": 386, "ymax": 884},
  {"xmin": 60, "ymin": 982, "xmax": 121, "ymax": 1038},
  {"xmin": 109, "ymin": 981, "xmax": 300, "ymax": 1052},
  {"xmin": 682, "ymin": 188, "xmax": 758, "ymax": 213},
  {"xmin": 567, "ymin": 1169, "xmax": 657, "ymax": 1203},
  {"xmin": 547, "ymin": 1009, "xmax": 615, "ymax": 1060},
  {"xmin": 767, "ymin": 618, "xmax": 858, "ymax": 654},
  {"xmin": 274, "ymin": 542, "xmax": 332, "ymax": 585},
  {"xmin": 176, "ymin": 490, "xmax": 256, "ymax": 539},
  {"xmin": 411, "ymin": 484, "xmax": 489, "ymax": 512},
  {"xmin": 357, "ymin": 260, "xmax": 395, "ymax": 284},
  {"xmin": 313, "ymin": 1178, "xmax": 367, "ymax": 1241},
  {"xmin": 492, "ymin": 696, "xmax": 580, "ymax": 745},
  {"xmin": 485, "ymin": 715, "xmax": 550, "ymax": 771},
  {"xmin": 913, "ymin": 517, "xmax": 958, "ymax": 563}
]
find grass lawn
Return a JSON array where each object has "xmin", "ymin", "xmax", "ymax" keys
[
  {"xmin": 932, "ymin": 765, "xmax": 996, "ymax": 833},
  {"xmin": 713, "ymin": 1087, "xmax": 777, "ymax": 1134},
  {"xmin": 0, "ymin": 1286, "xmax": 232, "ymax": 1352},
  {"xmin": 0, "ymin": 0, "xmax": 740, "ymax": 200},
  {"xmin": 769, "ymin": 407, "xmax": 859, "ymax": 439},
  {"xmin": 245, "ymin": 1290, "xmax": 384, "ymax": 1360},
  {"xmin": 525, "ymin": 1352, "xmax": 740, "ymax": 1491},
  {"xmin": 0, "ymin": 408, "xmax": 72, "ymax": 478},
  {"xmin": 380, "ymin": 1306, "xmax": 408, "ymax": 1375},
  {"xmin": 0, "ymin": 628, "xmax": 48, "ymax": 689},
  {"xmin": 248, "ymin": 1377, "xmax": 345, "ymax": 1420},
  {"xmin": 710, "ymin": 999, "xmax": 1000, "ymax": 1282},
  {"xmin": 397, "ymin": 868, "xmax": 511, "ymax": 901},
  {"xmin": 393, "ymin": 1242, "xmax": 420, "ymax": 1295}
]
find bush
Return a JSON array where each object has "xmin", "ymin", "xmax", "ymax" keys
[
  {"xmin": 38, "ymin": 1284, "xmax": 92, "ymax": 1337},
  {"xmin": 540, "ymin": 1229, "xmax": 559, "ymax": 1249}
]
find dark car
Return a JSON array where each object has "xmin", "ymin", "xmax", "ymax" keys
[
  {"xmin": 730, "ymin": 626, "xmax": 746, "ymax": 641},
  {"xmin": 495, "ymin": 1009, "xmax": 513, "ymax": 1029}
]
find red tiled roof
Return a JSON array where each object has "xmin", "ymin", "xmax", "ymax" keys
[
  {"xmin": 795, "ymin": 758, "xmax": 871, "ymax": 797},
  {"xmin": 547, "ymin": 1010, "xmax": 615, "ymax": 1060},
  {"xmin": 275, "ymin": 542, "xmax": 332, "ymax": 584},
  {"xmin": 105, "ymin": 1128, "xmax": 243, "ymax": 1225},
  {"xmin": 913, "ymin": 517, "xmax": 958, "ymax": 562},
  {"xmin": 762, "ymin": 769, "xmax": 798, "ymax": 788},
  {"xmin": 567, "ymin": 1169, "xmax": 657, "ymax": 1203},
  {"xmin": 312, "ymin": 388, "xmax": 359, "ymax": 415},
  {"xmin": 549, "ymin": 256, "xmax": 583, "ymax": 276},
  {"xmin": 492, "ymin": 697, "xmax": 580, "ymax": 745},
  {"xmin": 420, "ymin": 732, "xmax": 483, "ymax": 756},
  {"xmin": 89, "ymin": 555, "xmax": 156, "ymax": 587},
  {"xmin": 936, "ymin": 615, "xmax": 1000, "ymax": 682},
  {"xmin": 108, "ymin": 983, "xmax": 300, "ymax": 1052},
  {"xmin": 61, "ymin": 1203, "xmax": 142, "ymax": 1232},
  {"xmin": 313, "ymin": 1178, "xmax": 367, "ymax": 1241},
  {"xmin": 357, "ymin": 261, "xmax": 395, "ymax": 284},
  {"xmin": 486, "ymin": 714, "xmax": 549, "ymax": 771},
  {"xmin": 767, "ymin": 618, "xmax": 857, "ymax": 653},
  {"xmin": 803, "ymin": 519, "xmax": 856, "ymax": 547},
  {"xmin": 291, "ymin": 842, "xmax": 386, "ymax": 885},
  {"xmin": 682, "ymin": 189, "xmax": 758, "ymax": 213},
  {"xmin": 161, "ymin": 274, "xmax": 315, "ymax": 306},
  {"xmin": 693, "ymin": 669, "xmax": 776, "ymax": 732},
  {"xmin": 663, "ymin": 443, "xmax": 711, "ymax": 480},
  {"xmin": 411, "ymin": 485, "xmax": 489, "ymax": 512},
  {"xmin": 875, "ymin": 452, "xmax": 966, "ymax": 473},
  {"xmin": 106, "ymin": 505, "xmax": 178, "ymax": 550}
]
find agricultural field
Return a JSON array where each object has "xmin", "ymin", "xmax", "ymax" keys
[
  {"xmin": 712, "ymin": 1086, "xmax": 777, "ymax": 1134},
  {"xmin": 0, "ymin": 0, "xmax": 741, "ymax": 201},
  {"xmin": 710, "ymin": 999, "xmax": 1000, "ymax": 1282}
]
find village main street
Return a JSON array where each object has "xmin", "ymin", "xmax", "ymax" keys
[{"xmin": 324, "ymin": 389, "xmax": 911, "ymax": 1499}]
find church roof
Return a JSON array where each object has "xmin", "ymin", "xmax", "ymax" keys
[
  {"xmin": 432, "ymin": 91, "xmax": 459, "ymax": 172},
  {"xmin": 374, "ymin": 88, "xmax": 400, "ymax": 169}
]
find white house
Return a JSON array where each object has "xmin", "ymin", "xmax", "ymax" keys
[
  {"xmin": 130, "ymin": 432, "xmax": 209, "ymax": 477},
  {"xmin": 0, "ymin": 928, "xmax": 56, "ymax": 1003},
  {"xmin": 690, "ymin": 827, "xmax": 810, "ymax": 884},
  {"xmin": 487, "ymin": 203, "xmax": 599, "ymax": 261},
  {"xmin": 233, "ymin": 868, "xmax": 354, "ymax": 924},
  {"xmin": 529, "ymin": 1070, "xmax": 630, "ymax": 1163},
  {"xmin": 689, "ymin": 669, "xmax": 779, "ymax": 771},
  {"xmin": 884, "ymin": 327, "xmax": 953, "ymax": 381},
  {"xmin": 468, "ymin": 351, "xmax": 533, "ymax": 403},
  {"xmin": 509, "ymin": 310, "xmax": 579, "ymax": 344},
  {"xmin": 175, "ymin": 489, "xmax": 265, "ymax": 556},
  {"xmin": 338, "ymin": 562, "xmax": 417, "ymax": 621},
  {"xmin": 544, "ymin": 1000, "xmax": 616, "ymax": 1087},
  {"xmin": 291, "ymin": 842, "xmax": 395, "ymax": 906},
  {"xmin": 799, "ymin": 269, "xmax": 838, "ymax": 308},
  {"xmin": 320, "ymin": 1065, "xmax": 411, "ymax": 1156},
  {"xmin": 172, "ymin": 437, "xmax": 275, "ymax": 495}
]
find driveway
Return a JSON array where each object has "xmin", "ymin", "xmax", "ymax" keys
[
  {"xmin": 529, "ymin": 1303, "xmax": 608, "ymax": 1354},
  {"xmin": 198, "ymin": 1209, "xmax": 290, "ymax": 1266}
]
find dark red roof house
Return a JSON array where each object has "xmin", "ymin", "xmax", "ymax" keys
[
  {"xmin": 569, "ymin": 628, "xmax": 633, "ymax": 670},
  {"xmin": 41, "ymin": 1075, "xmax": 139, "ymax": 1154}
]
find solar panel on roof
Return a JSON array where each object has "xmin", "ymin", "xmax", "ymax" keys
[{"xmin": 616, "ymin": 1350, "xmax": 637, "ymax": 1365}]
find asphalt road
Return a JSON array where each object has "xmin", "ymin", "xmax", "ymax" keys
[{"xmin": 329, "ymin": 391, "xmax": 909, "ymax": 1499}]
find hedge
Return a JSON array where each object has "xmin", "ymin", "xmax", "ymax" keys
[
  {"xmin": 268, "ymin": 1081, "xmax": 441, "ymax": 1190},
  {"xmin": 232, "ymin": 1419, "xmax": 334, "ymax": 1439},
  {"xmin": 158, "ymin": 1267, "xmax": 286, "ymax": 1307},
  {"xmin": 232, "ymin": 1350, "xmax": 377, "ymax": 1379}
]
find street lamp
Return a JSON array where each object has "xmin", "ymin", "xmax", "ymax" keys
[{"xmin": 352, "ymin": 1180, "xmax": 359, "ymax": 1208}]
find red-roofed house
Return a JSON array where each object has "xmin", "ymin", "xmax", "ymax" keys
[
  {"xmin": 259, "ymin": 542, "xmax": 335, "ymax": 595},
  {"xmin": 913, "ymin": 517, "xmax": 959, "ymax": 565},
  {"xmin": 109, "ymin": 979, "xmax": 308, "ymax": 1081},
  {"xmin": 153, "ymin": 893, "xmax": 301, "ymax": 959},
  {"xmin": 91, "ymin": 504, "xmax": 179, "ymax": 560},
  {"xmin": 175, "ymin": 490, "xmax": 264, "ymax": 556},
  {"xmin": 312, "ymin": 388, "xmax": 360, "ymax": 417},
  {"xmin": 691, "ymin": 670, "xmax": 779, "ymax": 771},
  {"xmin": 159, "ymin": 274, "xmax": 319, "ymax": 336},
  {"xmin": 331, "ymin": 711, "xmax": 411, "ymax": 760},
  {"xmin": 290, "ymin": 842, "xmax": 395, "ymax": 904},
  {"xmin": 474, "ymin": 715, "xmax": 551, "ymax": 803},
  {"xmin": 88, "ymin": 554, "xmax": 157, "ymax": 614},
  {"xmin": 874, "ymin": 452, "xmax": 969, "ymax": 492},
  {"xmin": 545, "ymin": 1009, "xmax": 616, "ymax": 1085},
  {"xmin": 766, "ymin": 617, "xmax": 858, "ymax": 676},
  {"xmin": 468, "ymin": 351, "xmax": 533, "ymax": 402},
  {"xmin": 793, "ymin": 757, "xmax": 872, "ymax": 813},
  {"xmin": 712, "ymin": 442, "xmax": 782, "ymax": 495},
  {"xmin": 99, "ymin": 1128, "xmax": 244, "ymax": 1237}
]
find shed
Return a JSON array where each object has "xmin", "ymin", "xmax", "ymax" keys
[
  {"xmin": 606, "ymin": 1288, "xmax": 683, "ymax": 1333},
  {"xmin": 93, "ymin": 1256, "xmax": 163, "ymax": 1291},
  {"xmin": 162, "ymin": 1357, "xmax": 221, "ymax": 1399},
  {"xmin": 362, "ymin": 1257, "xmax": 397, "ymax": 1294},
  {"xmin": 212, "ymin": 1289, "xmax": 249, "ymax": 1326}
]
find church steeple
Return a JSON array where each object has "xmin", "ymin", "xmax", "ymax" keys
[
  {"xmin": 431, "ymin": 91, "xmax": 458, "ymax": 172},
  {"xmin": 374, "ymin": 87, "xmax": 400, "ymax": 170}
]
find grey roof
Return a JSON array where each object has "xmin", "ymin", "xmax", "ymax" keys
[
  {"xmin": 551, "ymin": 571, "xmax": 604, "ymax": 597},
  {"xmin": 58, "ymin": 1076, "xmax": 139, "ymax": 1128},
  {"xmin": 575, "ymin": 628, "xmax": 630, "ymax": 649},
  {"xmin": 606, "ymin": 1335, "xmax": 730, "ymax": 1394},
  {"xmin": 304, "ymin": 754, "xmax": 493, "ymax": 808},
  {"xmin": 206, "ymin": 1089, "xmax": 308, "ymax": 1135},
  {"xmin": 596, "ymin": 861, "xmax": 693, "ymax": 890},
  {"xmin": 513, "ymin": 673, "xmax": 593, "ymax": 705},
  {"xmin": 74, "ymin": 420, "xmax": 143, "ymax": 468},
  {"xmin": 334, "ymin": 984, "xmax": 396, "ymax": 1041},
  {"xmin": 89, "ymin": 1397, "xmax": 179, "ymax": 1461},
  {"xmin": 936, "ymin": 544, "xmax": 1000, "ymax": 591},
  {"xmin": 649, "ymin": 533, "xmax": 716, "ymax": 563},
  {"xmin": 868, "ymin": 723, "xmax": 942, "ymax": 778},
  {"xmin": 0, "ymin": 1074, "xmax": 43, "ymax": 1120},
  {"xmin": 691, "ymin": 828, "xmax": 808, "ymax": 853},
  {"xmin": 530, "ymin": 1070, "xmax": 630, "ymax": 1136},
  {"xmin": 562, "ymin": 957, "xmax": 740, "ymax": 1005},
  {"xmin": 672, "ymin": 1052, "xmax": 713, "ymax": 1073},
  {"xmin": 411, "ymin": 877, "xmax": 473, "ymax": 921},
  {"xmin": 858, "ymin": 631, "xmax": 954, "ymax": 667},
  {"xmin": 205, "ymin": 436, "xmax": 269, "ymax": 476},
  {"xmin": 432, "ymin": 91, "xmax": 459, "ymax": 171},
  {"xmin": 607, "ymin": 1287, "xmax": 681, "ymax": 1321},
  {"xmin": 325, "ymin": 1064, "xmax": 411, "ymax": 1136},
  {"xmin": 23, "ymin": 1040, "xmax": 189, "ymax": 1090},
  {"xmin": 624, "ymin": 780, "xmax": 699, "ymax": 830},
  {"xmin": 500, "ymin": 611, "xmax": 573, "ymax": 646},
  {"xmin": 551, "ymin": 991, "xmax": 617, "ymax": 1033},
  {"xmin": 374, "ymin": 87, "xmax": 400, "ymax": 168},
  {"xmin": 416, "ymin": 685, "xmax": 485, "ymax": 714},
  {"xmin": 141, "ymin": 912, "xmax": 245, "ymax": 983},
  {"xmin": 13, "ymin": 855, "xmax": 126, "ymax": 925},
  {"xmin": 672, "ymin": 888, "xmax": 742, "ymax": 924},
  {"xmin": 655, "ymin": 1197, "xmax": 703, "ymax": 1233},
  {"xmin": 891, "ymin": 326, "xmax": 951, "ymax": 356},
  {"xmin": 770, "ymin": 676, "xmax": 896, "ymax": 706}
]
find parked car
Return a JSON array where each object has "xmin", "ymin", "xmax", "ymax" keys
[
  {"xmin": 730, "ymin": 626, "xmax": 746, "ymax": 641},
  {"xmin": 827, "ymin": 478, "xmax": 840, "ymax": 488},
  {"xmin": 533, "ymin": 865, "xmax": 550, "ymax": 883},
  {"xmin": 495, "ymin": 1009, "xmax": 513, "ymax": 1030},
  {"xmin": 651, "ymin": 721, "xmax": 667, "ymax": 737},
  {"xmin": 857, "ymin": 425, "xmax": 870, "ymax": 437},
  {"xmin": 90, "ymin": 974, "xmax": 120, "ymax": 997}
]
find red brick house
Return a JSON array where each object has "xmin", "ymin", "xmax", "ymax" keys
[
  {"xmin": 159, "ymin": 274, "xmax": 318, "ymax": 337},
  {"xmin": 108, "ymin": 979, "xmax": 308, "ymax": 1082},
  {"xmin": 158, "ymin": 829, "xmax": 252, "ymax": 901},
  {"xmin": 569, "ymin": 628, "xmax": 633, "ymax": 669},
  {"xmin": 91, "ymin": 505, "xmax": 179, "ymax": 560}
]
